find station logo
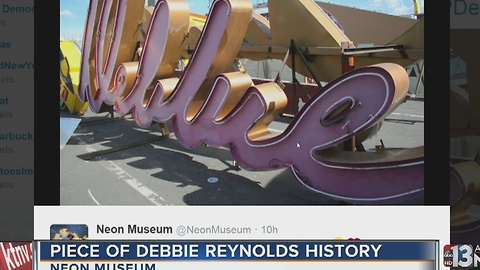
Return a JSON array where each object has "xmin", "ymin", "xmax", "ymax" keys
[
  {"xmin": 0, "ymin": 242, "xmax": 33, "ymax": 270},
  {"xmin": 444, "ymin": 244, "xmax": 480, "ymax": 267}
]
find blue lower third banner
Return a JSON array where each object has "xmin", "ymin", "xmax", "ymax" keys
[{"xmin": 36, "ymin": 241, "xmax": 439, "ymax": 270}]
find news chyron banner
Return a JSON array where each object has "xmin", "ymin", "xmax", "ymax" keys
[
  {"xmin": 35, "ymin": 241, "xmax": 437, "ymax": 270},
  {"xmin": 0, "ymin": 242, "xmax": 33, "ymax": 270},
  {"xmin": 34, "ymin": 206, "xmax": 450, "ymax": 269}
]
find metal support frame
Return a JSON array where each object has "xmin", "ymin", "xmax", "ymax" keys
[
  {"xmin": 288, "ymin": 39, "xmax": 364, "ymax": 152},
  {"xmin": 289, "ymin": 39, "xmax": 323, "ymax": 115},
  {"xmin": 414, "ymin": 60, "xmax": 424, "ymax": 98}
]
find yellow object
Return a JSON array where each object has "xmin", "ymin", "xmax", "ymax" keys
[
  {"xmin": 60, "ymin": 40, "xmax": 89, "ymax": 115},
  {"xmin": 413, "ymin": 0, "xmax": 421, "ymax": 15}
]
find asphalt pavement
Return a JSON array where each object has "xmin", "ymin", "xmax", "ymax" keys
[{"xmin": 60, "ymin": 99, "xmax": 424, "ymax": 206}]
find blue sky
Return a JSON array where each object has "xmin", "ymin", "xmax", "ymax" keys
[{"xmin": 60, "ymin": 0, "xmax": 424, "ymax": 40}]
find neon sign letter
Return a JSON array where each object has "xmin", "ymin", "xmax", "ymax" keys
[{"xmin": 78, "ymin": 0, "xmax": 424, "ymax": 204}]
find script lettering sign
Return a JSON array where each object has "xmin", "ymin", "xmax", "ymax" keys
[{"xmin": 78, "ymin": 0, "xmax": 424, "ymax": 203}]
